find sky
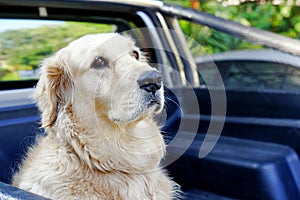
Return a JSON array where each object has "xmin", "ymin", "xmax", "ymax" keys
[{"xmin": 0, "ymin": 19, "xmax": 65, "ymax": 32}]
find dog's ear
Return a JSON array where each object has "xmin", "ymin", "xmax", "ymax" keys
[{"xmin": 33, "ymin": 53, "xmax": 73, "ymax": 128}]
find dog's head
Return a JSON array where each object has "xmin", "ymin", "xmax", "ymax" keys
[{"xmin": 34, "ymin": 33, "xmax": 164, "ymax": 128}]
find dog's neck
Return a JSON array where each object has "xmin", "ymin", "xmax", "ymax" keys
[{"xmin": 53, "ymin": 102, "xmax": 166, "ymax": 174}]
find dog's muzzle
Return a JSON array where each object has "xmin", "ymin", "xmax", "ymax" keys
[{"xmin": 137, "ymin": 70, "xmax": 163, "ymax": 110}]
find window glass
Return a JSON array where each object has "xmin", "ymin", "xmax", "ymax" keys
[
  {"xmin": 0, "ymin": 19, "xmax": 114, "ymax": 82},
  {"xmin": 197, "ymin": 60, "xmax": 300, "ymax": 91},
  {"xmin": 179, "ymin": 19, "xmax": 265, "ymax": 57},
  {"xmin": 178, "ymin": 19, "xmax": 300, "ymax": 91}
]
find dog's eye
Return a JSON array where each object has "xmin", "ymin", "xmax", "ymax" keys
[
  {"xmin": 131, "ymin": 50, "xmax": 139, "ymax": 60},
  {"xmin": 91, "ymin": 56, "xmax": 108, "ymax": 69}
]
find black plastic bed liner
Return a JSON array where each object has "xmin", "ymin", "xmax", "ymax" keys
[{"xmin": 167, "ymin": 132, "xmax": 300, "ymax": 200}]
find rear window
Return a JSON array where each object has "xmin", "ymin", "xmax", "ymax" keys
[
  {"xmin": 198, "ymin": 60, "xmax": 300, "ymax": 91},
  {"xmin": 0, "ymin": 19, "xmax": 114, "ymax": 86},
  {"xmin": 178, "ymin": 18, "xmax": 300, "ymax": 92}
]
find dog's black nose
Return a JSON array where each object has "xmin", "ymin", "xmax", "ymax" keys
[{"xmin": 137, "ymin": 70, "xmax": 162, "ymax": 93}]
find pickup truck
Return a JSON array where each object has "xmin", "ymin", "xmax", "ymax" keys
[{"xmin": 1, "ymin": 0, "xmax": 300, "ymax": 199}]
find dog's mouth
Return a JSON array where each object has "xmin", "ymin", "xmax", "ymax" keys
[
  {"xmin": 149, "ymin": 97, "xmax": 159, "ymax": 105},
  {"xmin": 146, "ymin": 93, "xmax": 164, "ymax": 113}
]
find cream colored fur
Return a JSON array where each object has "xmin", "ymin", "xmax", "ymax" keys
[{"xmin": 12, "ymin": 33, "xmax": 179, "ymax": 199}]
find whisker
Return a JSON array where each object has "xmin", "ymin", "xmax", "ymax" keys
[{"xmin": 164, "ymin": 96, "xmax": 184, "ymax": 116}]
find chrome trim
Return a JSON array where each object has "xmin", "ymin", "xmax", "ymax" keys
[
  {"xmin": 155, "ymin": 11, "xmax": 186, "ymax": 86},
  {"xmin": 136, "ymin": 11, "xmax": 175, "ymax": 87},
  {"xmin": 166, "ymin": 17, "xmax": 200, "ymax": 86}
]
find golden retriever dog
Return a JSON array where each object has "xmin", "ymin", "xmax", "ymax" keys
[{"xmin": 12, "ymin": 33, "xmax": 179, "ymax": 199}]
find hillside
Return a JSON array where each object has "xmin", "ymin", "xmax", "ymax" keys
[{"xmin": 0, "ymin": 22, "xmax": 113, "ymax": 80}]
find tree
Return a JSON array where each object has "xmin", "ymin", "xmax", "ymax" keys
[
  {"xmin": 0, "ymin": 22, "xmax": 112, "ymax": 80},
  {"xmin": 166, "ymin": 0, "xmax": 300, "ymax": 54}
]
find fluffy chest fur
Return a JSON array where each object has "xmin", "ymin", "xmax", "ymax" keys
[{"xmin": 13, "ymin": 108, "xmax": 177, "ymax": 199}]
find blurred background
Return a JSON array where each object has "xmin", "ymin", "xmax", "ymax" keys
[
  {"xmin": 167, "ymin": 0, "xmax": 300, "ymax": 39},
  {"xmin": 1, "ymin": 0, "xmax": 300, "ymax": 81}
]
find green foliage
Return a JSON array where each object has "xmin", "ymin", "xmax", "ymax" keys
[
  {"xmin": 0, "ymin": 22, "xmax": 113, "ymax": 80},
  {"xmin": 210, "ymin": 3, "xmax": 300, "ymax": 39},
  {"xmin": 180, "ymin": 19, "xmax": 264, "ymax": 57},
  {"xmin": 167, "ymin": 1, "xmax": 300, "ymax": 55}
]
